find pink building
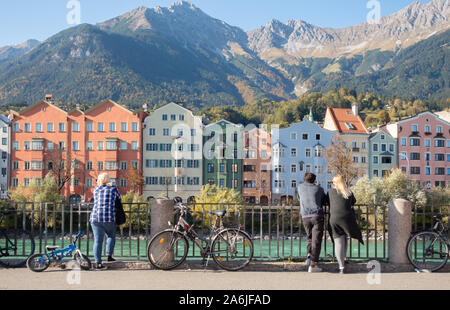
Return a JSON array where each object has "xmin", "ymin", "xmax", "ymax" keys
[{"xmin": 386, "ymin": 112, "xmax": 450, "ymax": 189}]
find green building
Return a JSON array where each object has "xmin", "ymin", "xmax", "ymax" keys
[
  {"xmin": 203, "ymin": 120, "xmax": 243, "ymax": 192},
  {"xmin": 369, "ymin": 129, "xmax": 397, "ymax": 179}
]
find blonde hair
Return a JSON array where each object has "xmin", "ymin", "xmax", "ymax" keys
[
  {"xmin": 97, "ymin": 173, "xmax": 111, "ymax": 187},
  {"xmin": 332, "ymin": 175, "xmax": 352, "ymax": 199}
]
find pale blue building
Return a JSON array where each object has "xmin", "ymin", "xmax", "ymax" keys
[{"xmin": 271, "ymin": 119, "xmax": 337, "ymax": 204}]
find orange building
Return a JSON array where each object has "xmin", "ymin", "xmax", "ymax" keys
[
  {"xmin": 242, "ymin": 127, "xmax": 271, "ymax": 205},
  {"xmin": 10, "ymin": 99, "xmax": 147, "ymax": 202}
]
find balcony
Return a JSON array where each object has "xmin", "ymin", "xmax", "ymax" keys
[{"xmin": 352, "ymin": 148, "xmax": 360, "ymax": 153}]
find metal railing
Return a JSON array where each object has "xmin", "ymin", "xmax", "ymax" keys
[
  {"xmin": 0, "ymin": 201, "xmax": 396, "ymax": 262},
  {"xmin": 412, "ymin": 204, "xmax": 449, "ymax": 233}
]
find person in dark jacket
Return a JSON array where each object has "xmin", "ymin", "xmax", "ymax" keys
[
  {"xmin": 297, "ymin": 173, "xmax": 329, "ymax": 273},
  {"xmin": 328, "ymin": 175, "xmax": 364, "ymax": 274}
]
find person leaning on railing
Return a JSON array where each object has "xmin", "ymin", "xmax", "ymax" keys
[
  {"xmin": 327, "ymin": 175, "xmax": 364, "ymax": 274},
  {"xmin": 90, "ymin": 173, "xmax": 121, "ymax": 270},
  {"xmin": 297, "ymin": 172, "xmax": 329, "ymax": 273}
]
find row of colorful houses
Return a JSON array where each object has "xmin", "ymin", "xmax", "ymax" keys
[{"xmin": 0, "ymin": 98, "xmax": 448, "ymax": 203}]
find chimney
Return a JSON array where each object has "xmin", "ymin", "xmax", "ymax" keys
[
  {"xmin": 45, "ymin": 94, "xmax": 53, "ymax": 103},
  {"xmin": 143, "ymin": 103, "xmax": 148, "ymax": 113},
  {"xmin": 352, "ymin": 102, "xmax": 359, "ymax": 117},
  {"xmin": 76, "ymin": 102, "xmax": 81, "ymax": 110}
]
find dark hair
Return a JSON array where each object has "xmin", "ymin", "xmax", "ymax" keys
[{"xmin": 304, "ymin": 173, "xmax": 316, "ymax": 184}]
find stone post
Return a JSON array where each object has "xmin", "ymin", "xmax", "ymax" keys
[
  {"xmin": 150, "ymin": 198, "xmax": 174, "ymax": 238},
  {"xmin": 388, "ymin": 199, "xmax": 412, "ymax": 264},
  {"xmin": 150, "ymin": 198, "xmax": 175, "ymax": 264}
]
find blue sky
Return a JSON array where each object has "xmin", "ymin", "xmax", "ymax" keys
[{"xmin": 0, "ymin": 0, "xmax": 433, "ymax": 46}]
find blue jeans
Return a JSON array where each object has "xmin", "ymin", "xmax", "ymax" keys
[{"xmin": 90, "ymin": 221, "xmax": 116, "ymax": 263}]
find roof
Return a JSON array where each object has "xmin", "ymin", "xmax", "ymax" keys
[
  {"xmin": 326, "ymin": 107, "xmax": 369, "ymax": 134},
  {"xmin": 396, "ymin": 111, "xmax": 450, "ymax": 126}
]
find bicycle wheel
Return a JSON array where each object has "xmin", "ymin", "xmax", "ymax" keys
[
  {"xmin": 147, "ymin": 230, "xmax": 189, "ymax": 270},
  {"xmin": 26, "ymin": 253, "xmax": 50, "ymax": 272},
  {"xmin": 211, "ymin": 229, "xmax": 253, "ymax": 271},
  {"xmin": 407, "ymin": 231, "xmax": 449, "ymax": 272},
  {"xmin": 0, "ymin": 229, "xmax": 35, "ymax": 268},
  {"xmin": 73, "ymin": 252, "xmax": 92, "ymax": 271}
]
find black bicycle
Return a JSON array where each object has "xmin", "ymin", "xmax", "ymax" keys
[
  {"xmin": 0, "ymin": 210, "xmax": 35, "ymax": 268},
  {"xmin": 147, "ymin": 201, "xmax": 254, "ymax": 271},
  {"xmin": 406, "ymin": 214, "xmax": 449, "ymax": 272}
]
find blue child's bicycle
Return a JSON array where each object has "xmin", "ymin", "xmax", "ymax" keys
[{"xmin": 26, "ymin": 231, "xmax": 91, "ymax": 272}]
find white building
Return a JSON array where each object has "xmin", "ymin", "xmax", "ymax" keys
[
  {"xmin": 0, "ymin": 115, "xmax": 10, "ymax": 199},
  {"xmin": 142, "ymin": 103, "xmax": 203, "ymax": 202}
]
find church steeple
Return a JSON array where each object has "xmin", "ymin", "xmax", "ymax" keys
[{"xmin": 309, "ymin": 108, "xmax": 314, "ymax": 122}]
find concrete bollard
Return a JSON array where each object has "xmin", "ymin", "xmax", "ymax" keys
[
  {"xmin": 150, "ymin": 198, "xmax": 174, "ymax": 238},
  {"xmin": 149, "ymin": 198, "xmax": 175, "ymax": 265},
  {"xmin": 388, "ymin": 199, "xmax": 412, "ymax": 264}
]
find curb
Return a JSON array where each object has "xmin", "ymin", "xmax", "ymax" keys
[{"xmin": 103, "ymin": 260, "xmax": 450, "ymax": 273}]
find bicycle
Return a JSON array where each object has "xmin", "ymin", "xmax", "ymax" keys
[
  {"xmin": 406, "ymin": 214, "xmax": 449, "ymax": 272},
  {"xmin": 147, "ymin": 201, "xmax": 254, "ymax": 271},
  {"xmin": 26, "ymin": 231, "xmax": 91, "ymax": 272},
  {"xmin": 0, "ymin": 210, "xmax": 35, "ymax": 268}
]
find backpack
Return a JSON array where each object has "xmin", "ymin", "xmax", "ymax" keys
[{"xmin": 115, "ymin": 197, "xmax": 126, "ymax": 226}]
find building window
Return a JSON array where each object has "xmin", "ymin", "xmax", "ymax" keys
[
  {"xmin": 105, "ymin": 161, "xmax": 118, "ymax": 171},
  {"xmin": 410, "ymin": 167, "xmax": 420, "ymax": 175},
  {"xmin": 109, "ymin": 122, "xmax": 116, "ymax": 132},
  {"xmin": 437, "ymin": 126, "xmax": 443, "ymax": 134},
  {"xmin": 121, "ymin": 122, "xmax": 127, "ymax": 132},
  {"xmin": 106, "ymin": 141, "xmax": 117, "ymax": 150},
  {"xmin": 291, "ymin": 148, "xmax": 297, "ymax": 157},
  {"xmin": 411, "ymin": 124, "xmax": 418, "ymax": 132},
  {"xmin": 72, "ymin": 141, "xmax": 79, "ymax": 151},
  {"xmin": 191, "ymin": 129, "xmax": 196, "ymax": 136},
  {"xmin": 98, "ymin": 122, "xmax": 104, "ymax": 132},
  {"xmin": 120, "ymin": 141, "xmax": 128, "ymax": 150},
  {"xmin": 162, "ymin": 114, "xmax": 168, "ymax": 121},
  {"xmin": 435, "ymin": 167, "xmax": 445, "ymax": 176},
  {"xmin": 315, "ymin": 146, "xmax": 323, "ymax": 157},
  {"xmin": 120, "ymin": 161, "xmax": 127, "ymax": 170},
  {"xmin": 373, "ymin": 170, "xmax": 378, "ymax": 177},
  {"xmin": 149, "ymin": 128, "xmax": 156, "ymax": 136},
  {"xmin": 401, "ymin": 138, "xmax": 406, "ymax": 146},
  {"xmin": 305, "ymin": 148, "xmax": 311, "ymax": 158},
  {"xmin": 46, "ymin": 122, "xmax": 54, "ymax": 132},
  {"xmin": 361, "ymin": 156, "xmax": 366, "ymax": 164},
  {"xmin": 59, "ymin": 123, "xmax": 66, "ymax": 132},
  {"xmin": 163, "ymin": 128, "xmax": 170, "ymax": 136},
  {"xmin": 160, "ymin": 144, "xmax": 171, "ymax": 152},
  {"xmin": 435, "ymin": 154, "xmax": 444, "ymax": 161},
  {"xmin": 291, "ymin": 180, "xmax": 297, "ymax": 188},
  {"xmin": 146, "ymin": 144, "xmax": 158, "ymax": 151},
  {"xmin": 13, "ymin": 123, "xmax": 20, "ymax": 132},
  {"xmin": 302, "ymin": 133, "xmax": 308, "ymax": 140},
  {"xmin": 97, "ymin": 141, "xmax": 104, "ymax": 151},
  {"xmin": 435, "ymin": 139, "xmax": 445, "ymax": 147},
  {"xmin": 131, "ymin": 142, "xmax": 138, "ymax": 151},
  {"xmin": 290, "ymin": 132, "xmax": 297, "ymax": 140},
  {"xmin": 86, "ymin": 122, "xmax": 93, "ymax": 132},
  {"xmin": 13, "ymin": 161, "xmax": 19, "ymax": 170},
  {"xmin": 381, "ymin": 156, "xmax": 392, "ymax": 164},
  {"xmin": 179, "ymin": 114, "xmax": 185, "ymax": 121},
  {"xmin": 373, "ymin": 156, "xmax": 378, "ymax": 164},
  {"xmin": 131, "ymin": 161, "xmax": 138, "ymax": 169},
  {"xmin": 35, "ymin": 123, "xmax": 42, "ymax": 132},
  {"xmin": 1, "ymin": 138, "xmax": 6, "ymax": 146},
  {"xmin": 353, "ymin": 156, "xmax": 359, "ymax": 163},
  {"xmin": 97, "ymin": 162, "xmax": 104, "ymax": 171},
  {"xmin": 373, "ymin": 144, "xmax": 378, "ymax": 152},
  {"xmin": 120, "ymin": 179, "xmax": 127, "ymax": 188},
  {"xmin": 86, "ymin": 178, "xmax": 93, "ymax": 188},
  {"xmin": 86, "ymin": 161, "xmax": 93, "ymax": 170},
  {"xmin": 410, "ymin": 138, "xmax": 420, "ymax": 147},
  {"xmin": 132, "ymin": 122, "xmax": 138, "ymax": 132},
  {"xmin": 425, "ymin": 167, "xmax": 431, "ymax": 175},
  {"xmin": 32, "ymin": 141, "xmax": 43, "ymax": 151},
  {"xmin": 160, "ymin": 160, "xmax": 172, "ymax": 168},
  {"xmin": 361, "ymin": 142, "xmax": 366, "ymax": 149},
  {"xmin": 72, "ymin": 122, "xmax": 79, "ymax": 132},
  {"xmin": 291, "ymin": 164, "xmax": 297, "ymax": 173},
  {"xmin": 410, "ymin": 153, "xmax": 420, "ymax": 161},
  {"xmin": 171, "ymin": 114, "xmax": 176, "ymax": 121},
  {"xmin": 207, "ymin": 163, "xmax": 214, "ymax": 173},
  {"xmin": 24, "ymin": 123, "xmax": 31, "ymax": 132}
]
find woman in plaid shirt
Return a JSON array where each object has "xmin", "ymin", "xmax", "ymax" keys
[{"xmin": 90, "ymin": 173, "xmax": 121, "ymax": 269}]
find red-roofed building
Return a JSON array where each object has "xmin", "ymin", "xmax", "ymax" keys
[
  {"xmin": 10, "ymin": 99, "xmax": 147, "ymax": 202},
  {"xmin": 324, "ymin": 102, "xmax": 370, "ymax": 178}
]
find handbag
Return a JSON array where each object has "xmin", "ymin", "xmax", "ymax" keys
[{"xmin": 115, "ymin": 197, "xmax": 126, "ymax": 225}]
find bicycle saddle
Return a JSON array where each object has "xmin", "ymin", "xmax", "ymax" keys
[
  {"xmin": 45, "ymin": 245, "xmax": 60, "ymax": 252},
  {"xmin": 210, "ymin": 210, "xmax": 227, "ymax": 217}
]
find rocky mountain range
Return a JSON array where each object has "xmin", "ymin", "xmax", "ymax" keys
[
  {"xmin": 0, "ymin": 0, "xmax": 448, "ymax": 109},
  {"xmin": 0, "ymin": 39, "xmax": 40, "ymax": 63}
]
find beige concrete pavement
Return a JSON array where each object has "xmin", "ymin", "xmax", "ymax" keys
[{"xmin": 0, "ymin": 268, "xmax": 449, "ymax": 290}]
